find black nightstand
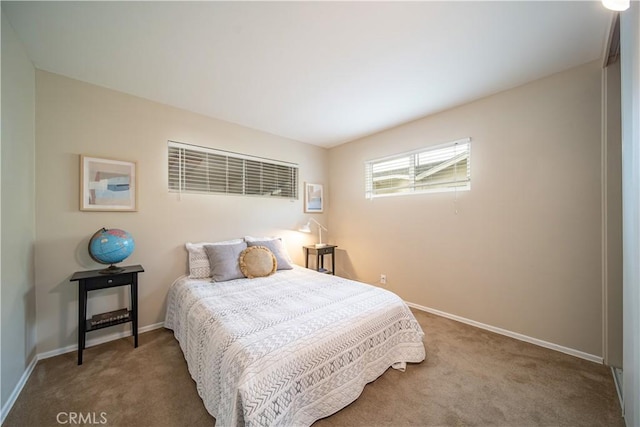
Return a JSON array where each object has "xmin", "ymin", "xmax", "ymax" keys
[
  {"xmin": 303, "ymin": 245, "xmax": 337, "ymax": 275},
  {"xmin": 70, "ymin": 264, "xmax": 144, "ymax": 365}
]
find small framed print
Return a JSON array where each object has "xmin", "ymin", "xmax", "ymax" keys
[
  {"xmin": 80, "ymin": 155, "xmax": 137, "ymax": 212},
  {"xmin": 304, "ymin": 182, "xmax": 323, "ymax": 213}
]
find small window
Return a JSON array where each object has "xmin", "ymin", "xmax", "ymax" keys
[
  {"xmin": 365, "ymin": 138, "xmax": 471, "ymax": 199},
  {"xmin": 168, "ymin": 141, "xmax": 298, "ymax": 199}
]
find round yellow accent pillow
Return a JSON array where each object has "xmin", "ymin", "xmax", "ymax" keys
[{"xmin": 239, "ymin": 246, "xmax": 277, "ymax": 279}]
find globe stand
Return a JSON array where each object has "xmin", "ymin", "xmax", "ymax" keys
[{"xmin": 99, "ymin": 264, "xmax": 125, "ymax": 275}]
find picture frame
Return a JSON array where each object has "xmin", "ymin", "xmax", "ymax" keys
[
  {"xmin": 304, "ymin": 182, "xmax": 323, "ymax": 213},
  {"xmin": 80, "ymin": 155, "xmax": 137, "ymax": 212}
]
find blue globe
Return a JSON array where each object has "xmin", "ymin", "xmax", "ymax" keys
[{"xmin": 89, "ymin": 228, "xmax": 135, "ymax": 267}]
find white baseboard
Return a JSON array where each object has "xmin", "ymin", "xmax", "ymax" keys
[
  {"xmin": 0, "ymin": 322, "xmax": 165, "ymax": 425},
  {"xmin": 37, "ymin": 321, "xmax": 165, "ymax": 360},
  {"xmin": 406, "ymin": 302, "xmax": 603, "ymax": 364},
  {"xmin": 1, "ymin": 354, "xmax": 37, "ymax": 425}
]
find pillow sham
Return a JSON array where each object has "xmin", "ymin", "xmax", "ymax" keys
[
  {"xmin": 245, "ymin": 237, "xmax": 293, "ymax": 270},
  {"xmin": 239, "ymin": 246, "xmax": 277, "ymax": 279},
  {"xmin": 203, "ymin": 241, "xmax": 248, "ymax": 282},
  {"xmin": 244, "ymin": 236, "xmax": 280, "ymax": 242},
  {"xmin": 186, "ymin": 239, "xmax": 243, "ymax": 279}
]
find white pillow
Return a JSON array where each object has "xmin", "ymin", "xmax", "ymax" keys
[
  {"xmin": 186, "ymin": 239, "xmax": 243, "ymax": 279},
  {"xmin": 244, "ymin": 236, "xmax": 280, "ymax": 242}
]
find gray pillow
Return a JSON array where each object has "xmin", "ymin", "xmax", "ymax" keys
[
  {"xmin": 204, "ymin": 241, "xmax": 248, "ymax": 282},
  {"xmin": 246, "ymin": 239, "xmax": 293, "ymax": 270}
]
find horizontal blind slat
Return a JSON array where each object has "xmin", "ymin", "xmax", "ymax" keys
[{"xmin": 168, "ymin": 142, "xmax": 298, "ymax": 199}]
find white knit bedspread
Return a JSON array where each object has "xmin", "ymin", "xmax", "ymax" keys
[{"xmin": 164, "ymin": 266, "xmax": 425, "ymax": 427}]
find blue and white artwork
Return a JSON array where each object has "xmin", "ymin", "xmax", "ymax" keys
[
  {"xmin": 305, "ymin": 183, "xmax": 323, "ymax": 213},
  {"xmin": 81, "ymin": 156, "xmax": 137, "ymax": 211}
]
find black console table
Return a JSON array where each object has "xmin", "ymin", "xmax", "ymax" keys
[
  {"xmin": 70, "ymin": 264, "xmax": 144, "ymax": 365},
  {"xmin": 303, "ymin": 245, "xmax": 337, "ymax": 275}
]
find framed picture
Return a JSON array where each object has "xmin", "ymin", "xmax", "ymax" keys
[
  {"xmin": 304, "ymin": 182, "xmax": 323, "ymax": 213},
  {"xmin": 80, "ymin": 155, "xmax": 137, "ymax": 211}
]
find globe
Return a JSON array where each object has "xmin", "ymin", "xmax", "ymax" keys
[{"xmin": 88, "ymin": 228, "xmax": 135, "ymax": 273}]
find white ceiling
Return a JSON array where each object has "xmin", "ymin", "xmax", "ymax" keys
[{"xmin": 3, "ymin": 1, "xmax": 612, "ymax": 147}]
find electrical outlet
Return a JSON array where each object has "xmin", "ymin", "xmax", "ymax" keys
[{"xmin": 380, "ymin": 274, "xmax": 387, "ymax": 285}]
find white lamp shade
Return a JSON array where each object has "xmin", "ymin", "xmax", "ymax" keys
[
  {"xmin": 602, "ymin": 0, "xmax": 629, "ymax": 11},
  {"xmin": 299, "ymin": 223, "xmax": 311, "ymax": 233}
]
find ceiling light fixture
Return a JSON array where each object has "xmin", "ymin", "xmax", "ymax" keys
[{"xmin": 602, "ymin": 0, "xmax": 630, "ymax": 11}]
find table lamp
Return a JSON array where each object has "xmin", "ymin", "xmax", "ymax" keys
[{"xmin": 299, "ymin": 218, "xmax": 328, "ymax": 248}]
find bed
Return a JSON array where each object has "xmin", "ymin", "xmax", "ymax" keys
[{"xmin": 165, "ymin": 251, "xmax": 425, "ymax": 426}]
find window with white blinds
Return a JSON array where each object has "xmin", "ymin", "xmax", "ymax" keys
[
  {"xmin": 168, "ymin": 141, "xmax": 298, "ymax": 199},
  {"xmin": 365, "ymin": 138, "xmax": 471, "ymax": 199}
]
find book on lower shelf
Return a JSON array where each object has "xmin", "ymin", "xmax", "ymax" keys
[{"xmin": 90, "ymin": 308, "xmax": 130, "ymax": 326}]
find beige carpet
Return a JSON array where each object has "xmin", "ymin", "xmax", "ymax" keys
[{"xmin": 3, "ymin": 309, "xmax": 624, "ymax": 427}]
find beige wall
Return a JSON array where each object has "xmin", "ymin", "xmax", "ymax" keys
[
  {"xmin": 34, "ymin": 71, "xmax": 328, "ymax": 355},
  {"xmin": 328, "ymin": 61, "xmax": 604, "ymax": 357},
  {"xmin": 1, "ymin": 11, "xmax": 37, "ymax": 413}
]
